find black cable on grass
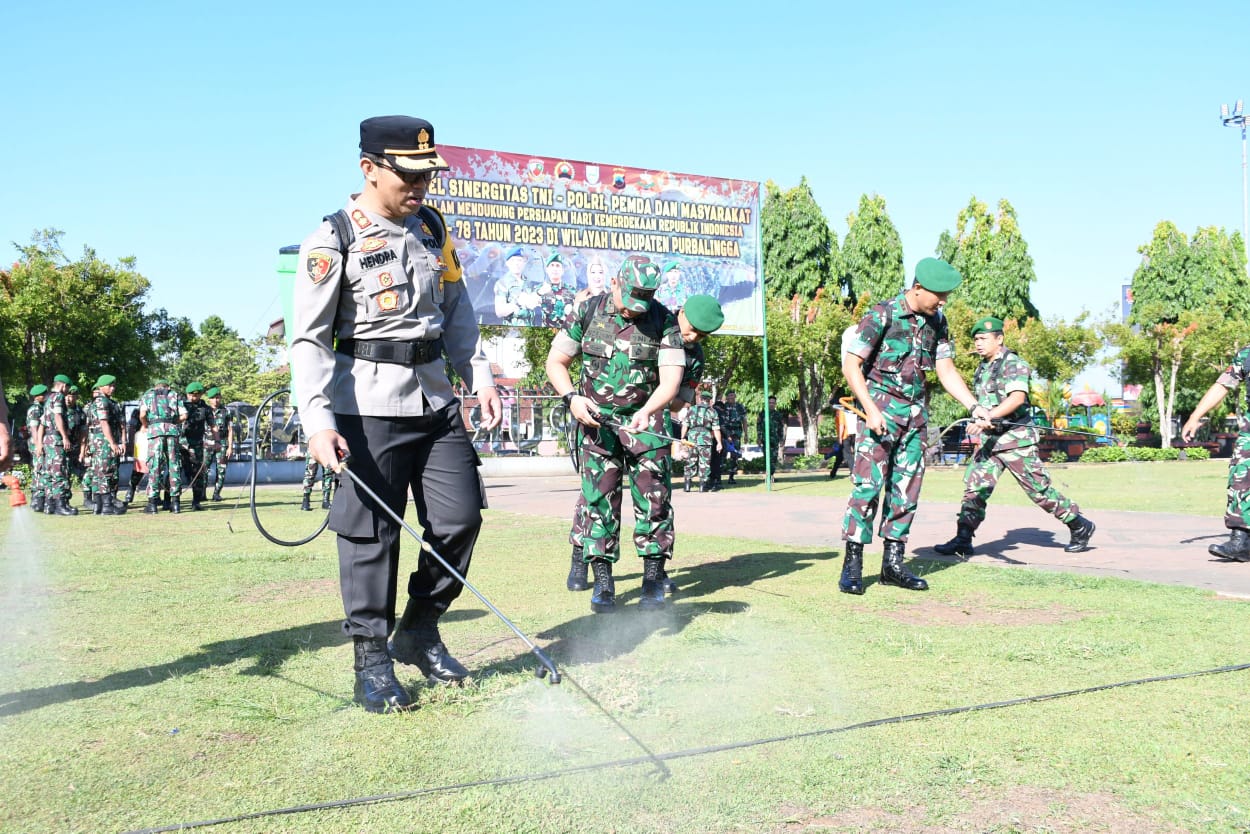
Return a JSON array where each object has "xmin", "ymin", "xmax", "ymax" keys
[{"xmin": 121, "ymin": 660, "xmax": 1250, "ymax": 834}]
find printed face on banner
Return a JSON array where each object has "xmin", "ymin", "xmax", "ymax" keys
[{"xmin": 424, "ymin": 145, "xmax": 763, "ymax": 335}]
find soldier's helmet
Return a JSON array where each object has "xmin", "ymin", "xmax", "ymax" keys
[{"xmin": 617, "ymin": 256, "xmax": 661, "ymax": 313}]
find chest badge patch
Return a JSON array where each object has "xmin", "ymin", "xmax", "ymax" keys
[
  {"xmin": 378, "ymin": 272, "xmax": 394, "ymax": 288},
  {"xmin": 306, "ymin": 252, "xmax": 333, "ymax": 284},
  {"xmin": 360, "ymin": 237, "xmax": 387, "ymax": 253},
  {"xmin": 377, "ymin": 290, "xmax": 400, "ymax": 312}
]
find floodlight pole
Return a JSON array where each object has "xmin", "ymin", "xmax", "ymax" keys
[{"xmin": 1221, "ymin": 101, "xmax": 1249, "ymax": 265}]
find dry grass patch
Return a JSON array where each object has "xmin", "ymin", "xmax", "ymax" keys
[{"xmin": 866, "ymin": 592, "xmax": 1087, "ymax": 627}]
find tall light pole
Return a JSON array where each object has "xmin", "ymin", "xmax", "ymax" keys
[{"xmin": 1221, "ymin": 99, "xmax": 1249, "ymax": 263}]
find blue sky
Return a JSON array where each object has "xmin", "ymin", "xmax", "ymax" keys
[{"xmin": 3, "ymin": 0, "xmax": 1246, "ymax": 390}]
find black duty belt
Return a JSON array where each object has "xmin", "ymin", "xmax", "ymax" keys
[{"xmin": 337, "ymin": 337, "xmax": 445, "ymax": 366}]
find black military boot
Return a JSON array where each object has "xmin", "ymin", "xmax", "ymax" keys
[
  {"xmin": 144, "ymin": 498, "xmax": 159, "ymax": 514},
  {"xmin": 934, "ymin": 524, "xmax": 975, "ymax": 557},
  {"xmin": 171, "ymin": 498, "xmax": 182, "ymax": 514},
  {"xmin": 52, "ymin": 498, "xmax": 79, "ymax": 517},
  {"xmin": 567, "ymin": 545, "xmax": 591, "ymax": 591},
  {"xmin": 639, "ymin": 558, "xmax": 666, "ymax": 608},
  {"xmin": 880, "ymin": 539, "xmax": 928, "ymax": 591},
  {"xmin": 122, "ymin": 485, "xmax": 136, "ymax": 506},
  {"xmin": 30, "ymin": 494, "xmax": 45, "ymax": 513},
  {"xmin": 321, "ymin": 495, "xmax": 332, "ymax": 510},
  {"xmin": 300, "ymin": 494, "xmax": 312, "ymax": 511},
  {"xmin": 191, "ymin": 489, "xmax": 204, "ymax": 511},
  {"xmin": 590, "ymin": 559, "xmax": 616, "ymax": 613},
  {"xmin": 101, "ymin": 494, "xmax": 125, "ymax": 515},
  {"xmin": 659, "ymin": 566, "xmax": 678, "ymax": 595},
  {"xmin": 388, "ymin": 600, "xmax": 470, "ymax": 685},
  {"xmin": 1064, "ymin": 515, "xmax": 1096, "ymax": 553},
  {"xmin": 839, "ymin": 541, "xmax": 865, "ymax": 595},
  {"xmin": 353, "ymin": 636, "xmax": 414, "ymax": 714},
  {"xmin": 162, "ymin": 495, "xmax": 173, "ymax": 511},
  {"xmin": 93, "ymin": 494, "xmax": 104, "ymax": 515},
  {"xmin": 211, "ymin": 487, "xmax": 223, "ymax": 502},
  {"xmin": 1209, "ymin": 528, "xmax": 1250, "ymax": 561}
]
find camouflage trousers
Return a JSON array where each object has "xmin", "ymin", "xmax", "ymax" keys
[
  {"xmin": 956, "ymin": 441, "xmax": 1078, "ymax": 532},
  {"xmin": 205, "ymin": 446, "xmax": 229, "ymax": 493},
  {"xmin": 685, "ymin": 432, "xmax": 714, "ymax": 484},
  {"xmin": 842, "ymin": 423, "xmax": 925, "ymax": 544},
  {"xmin": 41, "ymin": 443, "xmax": 71, "ymax": 501},
  {"xmin": 87, "ymin": 436, "xmax": 121, "ymax": 496},
  {"xmin": 577, "ymin": 422, "xmax": 673, "ymax": 562},
  {"xmin": 302, "ymin": 458, "xmax": 334, "ymax": 499},
  {"xmin": 146, "ymin": 434, "xmax": 183, "ymax": 500},
  {"xmin": 1224, "ymin": 430, "xmax": 1250, "ymax": 530},
  {"xmin": 29, "ymin": 451, "xmax": 46, "ymax": 501}
]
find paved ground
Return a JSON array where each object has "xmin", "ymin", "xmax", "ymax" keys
[{"xmin": 483, "ymin": 474, "xmax": 1250, "ymax": 599}]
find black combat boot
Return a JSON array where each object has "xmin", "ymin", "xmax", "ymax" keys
[
  {"xmin": 144, "ymin": 498, "xmax": 159, "ymax": 514},
  {"xmin": 211, "ymin": 487, "xmax": 222, "ymax": 502},
  {"xmin": 30, "ymin": 494, "xmax": 45, "ymax": 513},
  {"xmin": 162, "ymin": 495, "xmax": 173, "ymax": 511},
  {"xmin": 52, "ymin": 498, "xmax": 79, "ymax": 517},
  {"xmin": 300, "ymin": 494, "xmax": 312, "ymax": 511},
  {"xmin": 100, "ymin": 494, "xmax": 125, "ymax": 515},
  {"xmin": 590, "ymin": 559, "xmax": 616, "ymax": 613},
  {"xmin": 122, "ymin": 485, "xmax": 136, "ymax": 506},
  {"xmin": 191, "ymin": 489, "xmax": 204, "ymax": 511},
  {"xmin": 171, "ymin": 498, "xmax": 182, "ymax": 514},
  {"xmin": 1209, "ymin": 528, "xmax": 1250, "ymax": 561},
  {"xmin": 1064, "ymin": 515, "xmax": 1096, "ymax": 553},
  {"xmin": 880, "ymin": 539, "xmax": 928, "ymax": 591},
  {"xmin": 934, "ymin": 524, "xmax": 975, "ymax": 557},
  {"xmin": 93, "ymin": 494, "xmax": 104, "ymax": 515},
  {"xmin": 659, "ymin": 566, "xmax": 678, "ymax": 595},
  {"xmin": 388, "ymin": 600, "xmax": 470, "ymax": 685},
  {"xmin": 567, "ymin": 545, "xmax": 591, "ymax": 591},
  {"xmin": 839, "ymin": 541, "xmax": 865, "ymax": 595},
  {"xmin": 321, "ymin": 495, "xmax": 332, "ymax": 510},
  {"xmin": 83, "ymin": 489, "xmax": 92, "ymax": 507},
  {"xmin": 353, "ymin": 636, "xmax": 414, "ymax": 713},
  {"xmin": 639, "ymin": 558, "xmax": 666, "ymax": 608}
]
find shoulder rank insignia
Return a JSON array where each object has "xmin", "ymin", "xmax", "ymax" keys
[{"xmin": 351, "ymin": 209, "xmax": 371, "ymax": 230}]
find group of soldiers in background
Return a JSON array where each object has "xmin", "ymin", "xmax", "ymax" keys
[{"xmin": 22, "ymin": 376, "xmax": 236, "ymax": 517}]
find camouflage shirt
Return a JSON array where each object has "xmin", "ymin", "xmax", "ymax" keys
[
  {"xmin": 537, "ymin": 282, "xmax": 577, "ymax": 329},
  {"xmin": 208, "ymin": 406, "xmax": 234, "ymax": 446},
  {"xmin": 89, "ymin": 393, "xmax": 124, "ymax": 441},
  {"xmin": 41, "ymin": 390, "xmax": 67, "ymax": 447},
  {"xmin": 1216, "ymin": 346, "xmax": 1250, "ymax": 429},
  {"xmin": 553, "ymin": 293, "xmax": 684, "ymax": 417},
  {"xmin": 973, "ymin": 347, "xmax": 1036, "ymax": 450},
  {"xmin": 66, "ymin": 403, "xmax": 87, "ymax": 451},
  {"xmin": 26, "ymin": 401, "xmax": 43, "ymax": 443},
  {"xmin": 847, "ymin": 292, "xmax": 954, "ymax": 427},
  {"xmin": 721, "ymin": 402, "xmax": 746, "ymax": 435},
  {"xmin": 140, "ymin": 387, "xmax": 185, "ymax": 438},
  {"xmin": 685, "ymin": 402, "xmax": 720, "ymax": 441}
]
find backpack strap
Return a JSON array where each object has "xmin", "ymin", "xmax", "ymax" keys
[
  {"xmin": 324, "ymin": 210, "xmax": 353, "ymax": 260},
  {"xmin": 418, "ymin": 204, "xmax": 463, "ymax": 283}
]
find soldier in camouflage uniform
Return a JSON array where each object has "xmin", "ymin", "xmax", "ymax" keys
[
  {"xmin": 536, "ymin": 252, "xmax": 577, "ymax": 328},
  {"xmin": 204, "ymin": 387, "xmax": 233, "ymax": 500},
  {"xmin": 300, "ymin": 449, "xmax": 335, "ymax": 510},
  {"xmin": 139, "ymin": 379, "xmax": 187, "ymax": 514},
  {"xmin": 682, "ymin": 389, "xmax": 722, "ymax": 492},
  {"xmin": 65, "ymin": 385, "xmax": 88, "ymax": 506},
  {"xmin": 934, "ymin": 317, "xmax": 1095, "ymax": 558},
  {"xmin": 756, "ymin": 396, "xmax": 786, "ymax": 474},
  {"xmin": 563, "ymin": 294, "xmax": 724, "ymax": 594},
  {"xmin": 86, "ymin": 374, "xmax": 126, "ymax": 515},
  {"xmin": 181, "ymin": 382, "xmax": 212, "ymax": 511},
  {"xmin": 839, "ymin": 258, "xmax": 984, "ymax": 595},
  {"xmin": 546, "ymin": 255, "xmax": 685, "ymax": 612},
  {"xmin": 25, "ymin": 384, "xmax": 48, "ymax": 511},
  {"xmin": 1182, "ymin": 343, "xmax": 1250, "ymax": 561},
  {"xmin": 40, "ymin": 374, "xmax": 79, "ymax": 516},
  {"xmin": 494, "ymin": 247, "xmax": 542, "ymax": 326},
  {"xmin": 720, "ymin": 390, "xmax": 747, "ymax": 484}
]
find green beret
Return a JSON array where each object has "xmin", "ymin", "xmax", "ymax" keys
[
  {"xmin": 683, "ymin": 295, "xmax": 725, "ymax": 333},
  {"xmin": 29, "ymin": 384, "xmax": 48, "ymax": 396},
  {"xmin": 698, "ymin": 389, "xmax": 712, "ymax": 400},
  {"xmin": 661, "ymin": 260, "xmax": 682, "ymax": 275},
  {"xmin": 914, "ymin": 258, "xmax": 963, "ymax": 293},
  {"xmin": 186, "ymin": 382, "xmax": 205, "ymax": 393},
  {"xmin": 53, "ymin": 374, "xmax": 73, "ymax": 386},
  {"xmin": 969, "ymin": 316, "xmax": 1004, "ymax": 337},
  {"xmin": 545, "ymin": 252, "xmax": 564, "ymax": 266},
  {"xmin": 94, "ymin": 374, "xmax": 117, "ymax": 389},
  {"xmin": 205, "ymin": 386, "xmax": 221, "ymax": 398},
  {"xmin": 154, "ymin": 378, "xmax": 170, "ymax": 387},
  {"xmin": 68, "ymin": 385, "xmax": 79, "ymax": 393}
]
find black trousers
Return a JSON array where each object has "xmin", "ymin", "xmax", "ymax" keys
[{"xmin": 330, "ymin": 403, "xmax": 486, "ymax": 639}]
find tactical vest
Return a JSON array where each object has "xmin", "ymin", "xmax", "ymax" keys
[
  {"xmin": 577, "ymin": 293, "xmax": 668, "ymax": 410},
  {"xmin": 686, "ymin": 404, "xmax": 717, "ymax": 433},
  {"xmin": 972, "ymin": 348, "xmax": 1032, "ymax": 424},
  {"xmin": 860, "ymin": 297, "xmax": 943, "ymax": 399},
  {"xmin": 41, "ymin": 391, "xmax": 65, "ymax": 444}
]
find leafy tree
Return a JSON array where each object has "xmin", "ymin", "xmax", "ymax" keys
[
  {"xmin": 937, "ymin": 197, "xmax": 1039, "ymax": 322},
  {"xmin": 760, "ymin": 178, "xmax": 838, "ymax": 300},
  {"xmin": 0, "ymin": 229, "xmax": 175, "ymax": 400},
  {"xmin": 842, "ymin": 194, "xmax": 904, "ymax": 304},
  {"xmin": 171, "ymin": 316, "xmax": 259, "ymax": 396},
  {"xmin": 1009, "ymin": 312, "xmax": 1102, "ymax": 386}
]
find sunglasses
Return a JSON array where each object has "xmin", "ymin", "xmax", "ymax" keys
[{"xmin": 374, "ymin": 160, "xmax": 434, "ymax": 186}]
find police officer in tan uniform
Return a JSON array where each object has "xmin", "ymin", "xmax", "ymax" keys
[{"xmin": 292, "ymin": 115, "xmax": 502, "ymax": 714}]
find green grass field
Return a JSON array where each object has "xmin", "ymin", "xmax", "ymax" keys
[{"xmin": 1, "ymin": 465, "xmax": 1247, "ymax": 833}]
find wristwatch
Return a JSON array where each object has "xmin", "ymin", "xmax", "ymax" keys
[{"xmin": 562, "ymin": 392, "xmax": 576, "ymax": 407}]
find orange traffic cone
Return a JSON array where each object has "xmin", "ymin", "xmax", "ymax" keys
[{"xmin": 3, "ymin": 473, "xmax": 27, "ymax": 507}]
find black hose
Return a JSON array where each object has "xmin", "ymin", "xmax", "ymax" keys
[{"xmin": 247, "ymin": 388, "xmax": 329, "ymax": 547}]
